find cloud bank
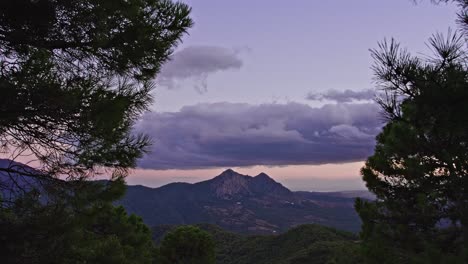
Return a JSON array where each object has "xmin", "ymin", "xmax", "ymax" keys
[
  {"xmin": 157, "ymin": 45, "xmax": 244, "ymax": 93},
  {"xmin": 307, "ymin": 89, "xmax": 376, "ymax": 103},
  {"xmin": 136, "ymin": 102, "xmax": 383, "ymax": 170}
]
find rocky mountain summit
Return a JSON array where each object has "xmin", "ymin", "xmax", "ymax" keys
[{"xmin": 202, "ymin": 169, "xmax": 291, "ymax": 199}]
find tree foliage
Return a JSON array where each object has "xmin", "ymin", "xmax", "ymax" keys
[
  {"xmin": 0, "ymin": 0, "xmax": 192, "ymax": 190},
  {"xmin": 356, "ymin": 27, "xmax": 468, "ymax": 263},
  {"xmin": 0, "ymin": 180, "xmax": 156, "ymax": 264},
  {"xmin": 158, "ymin": 226, "xmax": 216, "ymax": 264},
  {"xmin": 153, "ymin": 224, "xmax": 363, "ymax": 264},
  {"xmin": 0, "ymin": 0, "xmax": 192, "ymax": 263}
]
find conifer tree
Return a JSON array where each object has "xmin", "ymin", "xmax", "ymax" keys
[
  {"xmin": 356, "ymin": 30, "xmax": 468, "ymax": 264},
  {"xmin": 0, "ymin": 1, "xmax": 192, "ymax": 262}
]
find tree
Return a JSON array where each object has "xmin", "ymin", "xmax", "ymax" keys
[
  {"xmin": 355, "ymin": 31, "xmax": 468, "ymax": 263},
  {"xmin": 0, "ymin": 0, "xmax": 192, "ymax": 263},
  {"xmin": 158, "ymin": 226, "xmax": 216, "ymax": 264},
  {"xmin": 0, "ymin": 0, "xmax": 192, "ymax": 193},
  {"xmin": 0, "ymin": 180, "xmax": 156, "ymax": 264}
]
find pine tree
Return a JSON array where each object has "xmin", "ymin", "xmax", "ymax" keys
[
  {"xmin": 356, "ymin": 31, "xmax": 468, "ymax": 263},
  {"xmin": 0, "ymin": 0, "xmax": 192, "ymax": 189},
  {"xmin": 0, "ymin": 1, "xmax": 192, "ymax": 262}
]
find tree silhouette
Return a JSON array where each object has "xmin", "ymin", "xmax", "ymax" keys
[
  {"xmin": 356, "ymin": 30, "xmax": 468, "ymax": 263},
  {"xmin": 0, "ymin": 1, "xmax": 192, "ymax": 262},
  {"xmin": 0, "ymin": 0, "xmax": 192, "ymax": 197}
]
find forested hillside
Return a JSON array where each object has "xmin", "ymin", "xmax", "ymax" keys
[{"xmin": 153, "ymin": 224, "xmax": 363, "ymax": 264}]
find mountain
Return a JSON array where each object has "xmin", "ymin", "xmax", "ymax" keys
[
  {"xmin": 153, "ymin": 223, "xmax": 363, "ymax": 264},
  {"xmin": 118, "ymin": 169, "xmax": 366, "ymax": 234},
  {"xmin": 200, "ymin": 169, "xmax": 291, "ymax": 199},
  {"xmin": 0, "ymin": 159, "xmax": 45, "ymax": 200},
  {"xmin": 0, "ymin": 161, "xmax": 367, "ymax": 234}
]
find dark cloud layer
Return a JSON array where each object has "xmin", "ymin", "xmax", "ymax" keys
[
  {"xmin": 307, "ymin": 89, "xmax": 376, "ymax": 103},
  {"xmin": 136, "ymin": 102, "xmax": 383, "ymax": 170},
  {"xmin": 157, "ymin": 45, "xmax": 243, "ymax": 93}
]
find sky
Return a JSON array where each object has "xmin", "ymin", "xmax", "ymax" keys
[{"xmin": 127, "ymin": 0, "xmax": 460, "ymax": 191}]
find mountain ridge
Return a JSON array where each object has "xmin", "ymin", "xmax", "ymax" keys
[
  {"xmin": 0, "ymin": 161, "xmax": 367, "ymax": 234},
  {"xmin": 118, "ymin": 169, "xmax": 365, "ymax": 234}
]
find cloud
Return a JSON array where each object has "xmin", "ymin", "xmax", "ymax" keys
[
  {"xmin": 307, "ymin": 89, "xmax": 376, "ymax": 103},
  {"xmin": 328, "ymin": 124, "xmax": 371, "ymax": 139},
  {"xmin": 157, "ymin": 45, "xmax": 244, "ymax": 93},
  {"xmin": 135, "ymin": 102, "xmax": 383, "ymax": 170}
]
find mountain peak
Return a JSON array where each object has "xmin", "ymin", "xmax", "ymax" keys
[
  {"xmin": 215, "ymin": 169, "xmax": 245, "ymax": 180},
  {"xmin": 220, "ymin": 168, "xmax": 236, "ymax": 175},
  {"xmin": 209, "ymin": 170, "xmax": 251, "ymax": 199},
  {"xmin": 205, "ymin": 170, "xmax": 291, "ymax": 199},
  {"xmin": 251, "ymin": 172, "xmax": 291, "ymax": 196},
  {"xmin": 253, "ymin": 172, "xmax": 281, "ymax": 186},
  {"xmin": 255, "ymin": 172, "xmax": 270, "ymax": 179}
]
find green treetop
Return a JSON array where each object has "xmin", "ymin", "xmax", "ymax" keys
[{"xmin": 158, "ymin": 226, "xmax": 216, "ymax": 264}]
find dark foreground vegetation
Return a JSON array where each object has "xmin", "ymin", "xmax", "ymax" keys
[
  {"xmin": 355, "ymin": 1, "xmax": 468, "ymax": 262},
  {"xmin": 0, "ymin": 0, "xmax": 192, "ymax": 263},
  {"xmin": 154, "ymin": 224, "xmax": 363, "ymax": 264},
  {"xmin": 0, "ymin": 0, "xmax": 467, "ymax": 263}
]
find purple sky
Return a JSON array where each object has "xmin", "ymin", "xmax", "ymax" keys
[{"xmin": 129, "ymin": 0, "xmax": 460, "ymax": 191}]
